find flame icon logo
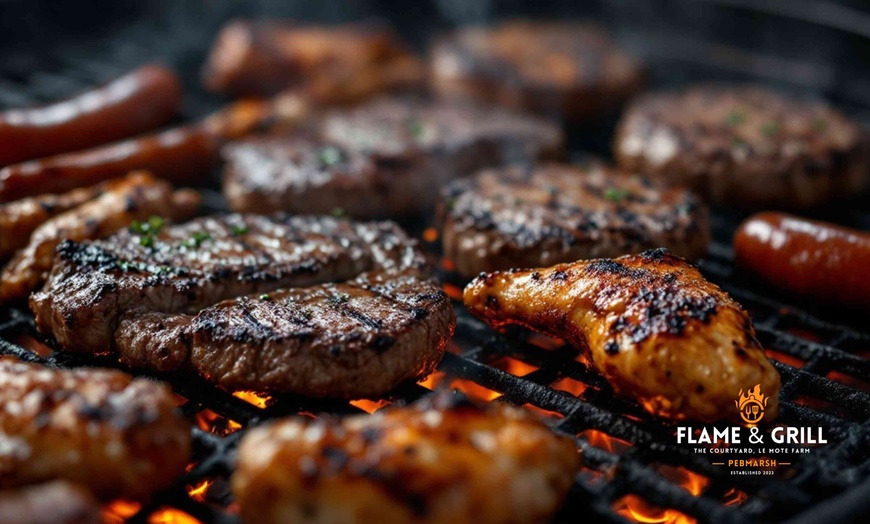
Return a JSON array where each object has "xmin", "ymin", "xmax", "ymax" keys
[{"xmin": 736, "ymin": 384, "xmax": 768, "ymax": 424}]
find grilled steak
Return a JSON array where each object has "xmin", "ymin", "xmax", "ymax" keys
[
  {"xmin": 614, "ymin": 85, "xmax": 870, "ymax": 208},
  {"xmin": 439, "ymin": 162, "xmax": 709, "ymax": 279},
  {"xmin": 0, "ymin": 358, "xmax": 190, "ymax": 501},
  {"xmin": 31, "ymin": 214, "xmax": 454, "ymax": 398},
  {"xmin": 430, "ymin": 21, "xmax": 644, "ymax": 121},
  {"xmin": 0, "ymin": 481, "xmax": 100, "ymax": 524},
  {"xmin": 223, "ymin": 98, "xmax": 564, "ymax": 218},
  {"xmin": 233, "ymin": 391, "xmax": 579, "ymax": 524},
  {"xmin": 464, "ymin": 249, "xmax": 781, "ymax": 423}
]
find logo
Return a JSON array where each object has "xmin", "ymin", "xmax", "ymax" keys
[{"xmin": 736, "ymin": 384, "xmax": 769, "ymax": 424}]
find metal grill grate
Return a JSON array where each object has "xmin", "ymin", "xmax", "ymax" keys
[{"xmin": 1, "ymin": 1, "xmax": 870, "ymax": 523}]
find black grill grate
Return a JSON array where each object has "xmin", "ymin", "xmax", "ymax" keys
[{"xmin": 1, "ymin": 1, "xmax": 870, "ymax": 523}]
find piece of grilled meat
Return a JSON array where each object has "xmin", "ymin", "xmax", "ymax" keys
[
  {"xmin": 464, "ymin": 249, "xmax": 780, "ymax": 423},
  {"xmin": 0, "ymin": 171, "xmax": 200, "ymax": 303},
  {"xmin": 223, "ymin": 97, "xmax": 564, "ymax": 218},
  {"xmin": 614, "ymin": 85, "xmax": 870, "ymax": 208},
  {"xmin": 430, "ymin": 21, "xmax": 644, "ymax": 122},
  {"xmin": 439, "ymin": 162, "xmax": 709, "ymax": 278},
  {"xmin": 203, "ymin": 19, "xmax": 422, "ymax": 100},
  {"xmin": 0, "ymin": 185, "xmax": 101, "ymax": 260},
  {"xmin": 0, "ymin": 481, "xmax": 100, "ymax": 524},
  {"xmin": 32, "ymin": 214, "xmax": 453, "ymax": 397},
  {"xmin": 233, "ymin": 392, "xmax": 578, "ymax": 524},
  {"xmin": 0, "ymin": 358, "xmax": 190, "ymax": 500}
]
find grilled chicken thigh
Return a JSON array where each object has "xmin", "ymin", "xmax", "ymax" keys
[
  {"xmin": 0, "ymin": 481, "xmax": 100, "ymax": 524},
  {"xmin": 464, "ymin": 249, "xmax": 780, "ymax": 423},
  {"xmin": 0, "ymin": 171, "xmax": 200, "ymax": 302},
  {"xmin": 233, "ymin": 392, "xmax": 578, "ymax": 524},
  {"xmin": 0, "ymin": 358, "xmax": 191, "ymax": 500}
]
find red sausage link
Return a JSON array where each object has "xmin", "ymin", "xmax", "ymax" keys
[
  {"xmin": 0, "ymin": 126, "xmax": 218, "ymax": 201},
  {"xmin": 733, "ymin": 212, "xmax": 870, "ymax": 308},
  {"xmin": 0, "ymin": 64, "xmax": 182, "ymax": 167}
]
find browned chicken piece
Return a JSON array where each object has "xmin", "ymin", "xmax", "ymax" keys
[
  {"xmin": 0, "ymin": 185, "xmax": 101, "ymax": 260},
  {"xmin": 464, "ymin": 249, "xmax": 780, "ymax": 423},
  {"xmin": 203, "ymin": 19, "xmax": 423, "ymax": 102},
  {"xmin": 0, "ymin": 481, "xmax": 100, "ymax": 524},
  {"xmin": 0, "ymin": 358, "xmax": 191, "ymax": 501},
  {"xmin": 0, "ymin": 171, "xmax": 200, "ymax": 302},
  {"xmin": 233, "ymin": 392, "xmax": 578, "ymax": 524}
]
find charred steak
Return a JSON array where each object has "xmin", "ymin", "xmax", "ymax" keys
[
  {"xmin": 438, "ymin": 162, "xmax": 709, "ymax": 278},
  {"xmin": 430, "ymin": 21, "xmax": 645, "ymax": 121},
  {"xmin": 31, "ymin": 214, "xmax": 454, "ymax": 398},
  {"xmin": 222, "ymin": 97, "xmax": 564, "ymax": 218},
  {"xmin": 614, "ymin": 85, "xmax": 870, "ymax": 208}
]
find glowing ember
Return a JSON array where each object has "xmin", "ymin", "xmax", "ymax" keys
[
  {"xmin": 418, "ymin": 371, "xmax": 446, "ymax": 390},
  {"xmin": 723, "ymin": 488, "xmax": 749, "ymax": 506},
  {"xmin": 187, "ymin": 479, "xmax": 213, "ymax": 502},
  {"xmin": 102, "ymin": 500, "xmax": 141, "ymax": 523},
  {"xmin": 551, "ymin": 376, "xmax": 588, "ymax": 397},
  {"xmin": 492, "ymin": 357, "xmax": 538, "ymax": 377},
  {"xmin": 233, "ymin": 391, "xmax": 271, "ymax": 408},
  {"xmin": 450, "ymin": 379, "xmax": 501, "ymax": 402},
  {"xmin": 441, "ymin": 258, "xmax": 456, "ymax": 271},
  {"xmin": 423, "ymin": 227, "xmax": 439, "ymax": 242},
  {"xmin": 526, "ymin": 333, "xmax": 565, "ymax": 350},
  {"xmin": 580, "ymin": 429, "xmax": 631, "ymax": 454},
  {"xmin": 442, "ymin": 282, "xmax": 463, "ymax": 300},
  {"xmin": 764, "ymin": 349, "xmax": 804, "ymax": 368},
  {"xmin": 148, "ymin": 508, "xmax": 203, "ymax": 524},
  {"xmin": 523, "ymin": 403, "xmax": 563, "ymax": 419},
  {"xmin": 614, "ymin": 467, "xmax": 708, "ymax": 524},
  {"xmin": 195, "ymin": 409, "xmax": 241, "ymax": 436},
  {"xmin": 350, "ymin": 399, "xmax": 390, "ymax": 413}
]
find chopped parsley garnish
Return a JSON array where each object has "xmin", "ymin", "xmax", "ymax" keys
[
  {"xmin": 317, "ymin": 145, "xmax": 345, "ymax": 167},
  {"xmin": 330, "ymin": 293, "xmax": 350, "ymax": 304},
  {"xmin": 231, "ymin": 224, "xmax": 248, "ymax": 236},
  {"xmin": 139, "ymin": 235, "xmax": 155, "ymax": 248},
  {"xmin": 330, "ymin": 207, "xmax": 346, "ymax": 217},
  {"xmin": 604, "ymin": 187, "xmax": 631, "ymax": 202},
  {"xmin": 130, "ymin": 216, "xmax": 164, "ymax": 250},
  {"xmin": 761, "ymin": 122, "xmax": 780, "ymax": 137},
  {"xmin": 259, "ymin": 294, "xmax": 272, "ymax": 301},
  {"xmin": 182, "ymin": 231, "xmax": 212, "ymax": 249},
  {"xmin": 726, "ymin": 110, "xmax": 746, "ymax": 126}
]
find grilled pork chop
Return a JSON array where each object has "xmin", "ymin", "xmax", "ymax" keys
[
  {"xmin": 0, "ymin": 171, "xmax": 200, "ymax": 303},
  {"xmin": 233, "ymin": 392, "xmax": 578, "ymax": 524},
  {"xmin": 0, "ymin": 358, "xmax": 190, "ymax": 501},
  {"xmin": 223, "ymin": 98, "xmax": 564, "ymax": 218},
  {"xmin": 439, "ymin": 162, "xmax": 709, "ymax": 278},
  {"xmin": 464, "ymin": 249, "xmax": 780, "ymax": 423},
  {"xmin": 32, "ymin": 214, "xmax": 453, "ymax": 397},
  {"xmin": 614, "ymin": 85, "xmax": 870, "ymax": 208},
  {"xmin": 0, "ymin": 481, "xmax": 100, "ymax": 524},
  {"xmin": 430, "ymin": 21, "xmax": 644, "ymax": 121}
]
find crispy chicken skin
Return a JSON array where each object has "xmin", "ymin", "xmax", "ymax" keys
[
  {"xmin": 0, "ymin": 185, "xmax": 101, "ymax": 260},
  {"xmin": 0, "ymin": 171, "xmax": 200, "ymax": 302},
  {"xmin": 233, "ymin": 392, "xmax": 578, "ymax": 524},
  {"xmin": 0, "ymin": 358, "xmax": 191, "ymax": 501},
  {"xmin": 0, "ymin": 481, "xmax": 100, "ymax": 524},
  {"xmin": 464, "ymin": 249, "xmax": 780, "ymax": 423}
]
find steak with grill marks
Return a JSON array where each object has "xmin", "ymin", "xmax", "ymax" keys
[{"xmin": 31, "ymin": 214, "xmax": 454, "ymax": 398}]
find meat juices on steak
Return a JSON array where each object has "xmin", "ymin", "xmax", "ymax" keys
[
  {"xmin": 430, "ymin": 21, "xmax": 645, "ymax": 122},
  {"xmin": 31, "ymin": 214, "xmax": 454, "ymax": 398},
  {"xmin": 222, "ymin": 98, "xmax": 564, "ymax": 218},
  {"xmin": 614, "ymin": 85, "xmax": 870, "ymax": 209},
  {"xmin": 438, "ymin": 163, "xmax": 710, "ymax": 279}
]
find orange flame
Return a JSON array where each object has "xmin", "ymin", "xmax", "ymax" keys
[
  {"xmin": 148, "ymin": 508, "xmax": 203, "ymax": 524},
  {"xmin": 580, "ymin": 429, "xmax": 631, "ymax": 454},
  {"xmin": 195, "ymin": 409, "xmax": 241, "ymax": 436},
  {"xmin": 187, "ymin": 479, "xmax": 213, "ymax": 502},
  {"xmin": 723, "ymin": 488, "xmax": 749, "ymax": 507},
  {"xmin": 492, "ymin": 357, "xmax": 538, "ymax": 377},
  {"xmin": 614, "ymin": 467, "xmax": 708, "ymax": 524},
  {"xmin": 102, "ymin": 500, "xmax": 141, "ymax": 523},
  {"xmin": 418, "ymin": 371, "xmax": 446, "ymax": 390},
  {"xmin": 350, "ymin": 399, "xmax": 391, "ymax": 413},
  {"xmin": 233, "ymin": 391, "xmax": 271, "ymax": 408}
]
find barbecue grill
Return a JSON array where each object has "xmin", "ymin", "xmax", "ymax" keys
[{"xmin": 1, "ymin": 1, "xmax": 869, "ymax": 523}]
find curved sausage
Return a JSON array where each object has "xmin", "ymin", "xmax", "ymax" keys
[
  {"xmin": 0, "ymin": 64, "xmax": 182, "ymax": 167},
  {"xmin": 733, "ymin": 212, "xmax": 870, "ymax": 308},
  {"xmin": 0, "ymin": 126, "xmax": 218, "ymax": 201}
]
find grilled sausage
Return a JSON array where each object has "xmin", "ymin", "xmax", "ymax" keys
[
  {"xmin": 0, "ymin": 171, "xmax": 200, "ymax": 302},
  {"xmin": 733, "ymin": 212, "xmax": 870, "ymax": 309},
  {"xmin": 233, "ymin": 392, "xmax": 578, "ymax": 524},
  {"xmin": 0, "ymin": 185, "xmax": 102, "ymax": 260},
  {"xmin": 0, "ymin": 481, "xmax": 100, "ymax": 524},
  {"xmin": 0, "ymin": 126, "xmax": 217, "ymax": 202},
  {"xmin": 0, "ymin": 358, "xmax": 191, "ymax": 500},
  {"xmin": 464, "ymin": 248, "xmax": 781, "ymax": 423},
  {"xmin": 0, "ymin": 64, "xmax": 182, "ymax": 167}
]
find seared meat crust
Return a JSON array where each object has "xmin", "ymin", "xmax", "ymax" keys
[
  {"xmin": 464, "ymin": 249, "xmax": 780, "ymax": 423},
  {"xmin": 0, "ymin": 481, "xmax": 100, "ymax": 524},
  {"xmin": 439, "ymin": 162, "xmax": 709, "ymax": 278},
  {"xmin": 0, "ymin": 171, "xmax": 200, "ymax": 303},
  {"xmin": 430, "ymin": 21, "xmax": 644, "ymax": 121},
  {"xmin": 233, "ymin": 392, "xmax": 578, "ymax": 524},
  {"xmin": 0, "ymin": 358, "xmax": 190, "ymax": 500},
  {"xmin": 223, "ymin": 98, "xmax": 564, "ymax": 218},
  {"xmin": 614, "ymin": 85, "xmax": 870, "ymax": 208},
  {"xmin": 32, "ymin": 215, "xmax": 453, "ymax": 397}
]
